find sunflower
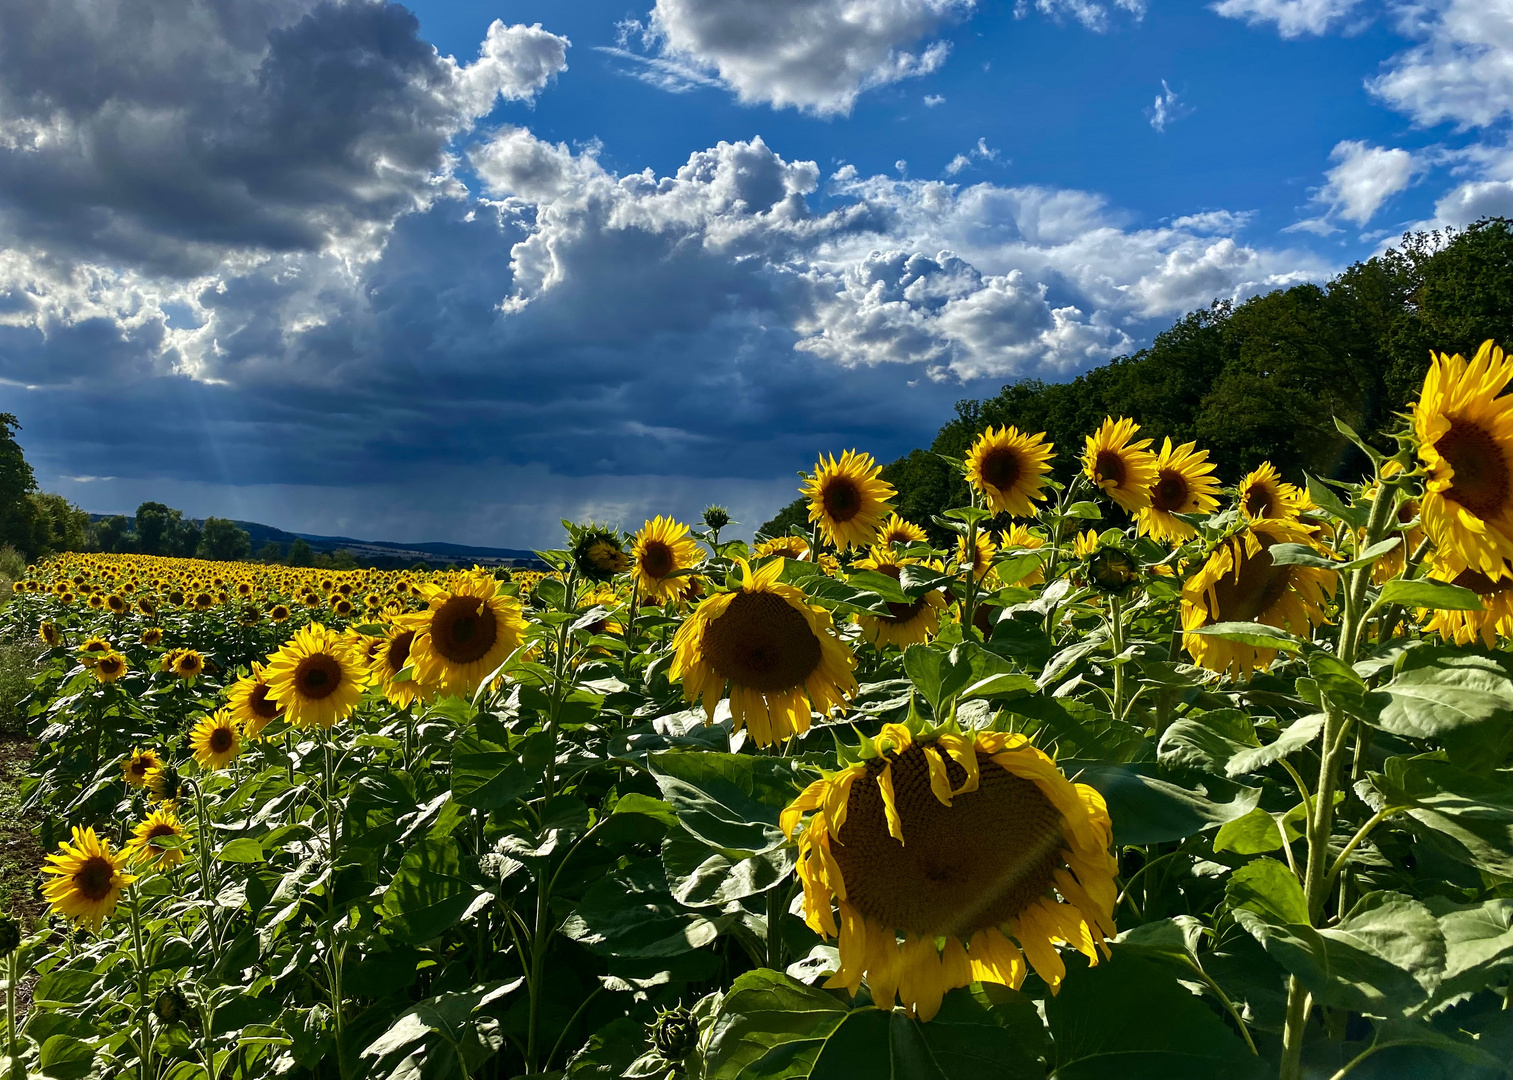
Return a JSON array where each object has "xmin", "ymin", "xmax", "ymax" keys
[
  {"xmin": 226, "ymin": 662, "xmax": 284, "ymax": 738},
  {"xmin": 137, "ymin": 597, "xmax": 157, "ymax": 617},
  {"xmin": 1182, "ymin": 519, "xmax": 1337, "ymax": 678},
  {"xmin": 1237, "ymin": 462, "xmax": 1308, "ymax": 522},
  {"xmin": 997, "ymin": 524, "xmax": 1046, "ymax": 586},
  {"xmin": 39, "ymin": 621, "xmax": 61, "ymax": 647},
  {"xmin": 140, "ymin": 627, "xmax": 163, "ymax": 646},
  {"xmin": 192, "ymin": 592, "xmax": 214, "ymax": 611},
  {"xmin": 955, "ymin": 531, "xmax": 998, "ymax": 584},
  {"xmin": 269, "ymin": 603, "xmax": 291, "ymax": 623},
  {"xmin": 1083, "ymin": 417, "xmax": 1157, "ymax": 513},
  {"xmin": 571, "ymin": 524, "xmax": 631, "ymax": 582},
  {"xmin": 330, "ymin": 597, "xmax": 355, "ymax": 618},
  {"xmin": 1422, "ymin": 558, "xmax": 1513, "ymax": 647},
  {"xmin": 145, "ymin": 764, "xmax": 187, "ymax": 805},
  {"xmin": 105, "ymin": 593, "xmax": 128, "ymax": 616},
  {"xmin": 78, "ymin": 637, "xmax": 111, "ymax": 666},
  {"xmin": 852, "ymin": 548, "xmax": 947, "ymax": 650},
  {"xmin": 1137, "ymin": 439, "xmax": 1220, "ymax": 541},
  {"xmin": 631, "ymin": 517, "xmax": 704, "ymax": 602},
  {"xmin": 123, "ymin": 808, "xmax": 191, "ymax": 869},
  {"xmin": 189, "ymin": 710, "xmax": 242, "ymax": 771},
  {"xmin": 87, "ymin": 594, "xmax": 104, "ymax": 610},
  {"xmin": 164, "ymin": 649, "xmax": 205, "ymax": 681},
  {"xmin": 783, "ymin": 724, "xmax": 1116, "ymax": 1021},
  {"xmin": 396, "ymin": 572, "xmax": 527, "ymax": 698},
  {"xmin": 93, "ymin": 651, "xmax": 128, "ymax": 684},
  {"xmin": 370, "ymin": 626, "xmax": 435, "ymax": 708},
  {"xmin": 41, "ymin": 827, "xmax": 136, "ymax": 932},
  {"xmin": 263, "ymin": 623, "xmax": 369, "ymax": 729},
  {"xmin": 120, "ymin": 748, "xmax": 164, "ymax": 788},
  {"xmin": 965, "ymin": 426, "xmax": 1055, "ymax": 516},
  {"xmin": 803, "ymin": 451, "xmax": 896, "ymax": 550},
  {"xmin": 670, "ymin": 558, "xmax": 857, "ymax": 747},
  {"xmin": 753, "ymin": 535, "xmax": 811, "ymax": 561},
  {"xmin": 877, "ymin": 514, "xmax": 928, "ymax": 547},
  {"xmin": 1412, "ymin": 341, "xmax": 1513, "ymax": 576}
]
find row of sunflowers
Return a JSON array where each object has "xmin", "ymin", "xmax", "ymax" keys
[{"xmin": 2, "ymin": 343, "xmax": 1513, "ymax": 1079}]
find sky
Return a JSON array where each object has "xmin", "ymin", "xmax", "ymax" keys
[{"xmin": 2, "ymin": 0, "xmax": 1511, "ymax": 548}]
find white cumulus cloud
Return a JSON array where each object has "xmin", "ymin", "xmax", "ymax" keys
[{"xmin": 1209, "ymin": 0, "xmax": 1364, "ymax": 38}]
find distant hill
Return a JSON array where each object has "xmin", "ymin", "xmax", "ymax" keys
[{"xmin": 86, "ymin": 514, "xmax": 546, "ymax": 569}]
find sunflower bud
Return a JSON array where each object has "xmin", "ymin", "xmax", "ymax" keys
[
  {"xmin": 0, "ymin": 914, "xmax": 21, "ymax": 955},
  {"xmin": 701, "ymin": 505, "xmax": 731, "ymax": 532},
  {"xmin": 147, "ymin": 764, "xmax": 188, "ymax": 804},
  {"xmin": 649, "ymin": 1006, "xmax": 699, "ymax": 1062},
  {"xmin": 153, "ymin": 986, "xmax": 190, "ymax": 1025},
  {"xmin": 568, "ymin": 524, "xmax": 629, "ymax": 583},
  {"xmin": 1084, "ymin": 547, "xmax": 1138, "ymax": 595}
]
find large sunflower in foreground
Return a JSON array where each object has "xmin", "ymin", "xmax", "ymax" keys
[
  {"xmin": 1138, "ymin": 438, "xmax": 1220, "ymax": 542},
  {"xmin": 264, "ymin": 623, "xmax": 369, "ymax": 729},
  {"xmin": 965, "ymin": 426, "xmax": 1054, "ymax": 516},
  {"xmin": 397, "ymin": 571, "xmax": 527, "ymax": 698},
  {"xmin": 1182, "ymin": 519, "xmax": 1336, "ymax": 678},
  {"xmin": 1083, "ymin": 417, "xmax": 1157, "ymax": 513},
  {"xmin": 123, "ymin": 808, "xmax": 191, "ymax": 869},
  {"xmin": 42, "ymin": 827, "xmax": 136, "ymax": 931},
  {"xmin": 1414, "ymin": 340, "xmax": 1513, "ymax": 577},
  {"xmin": 631, "ymin": 516, "xmax": 703, "ymax": 602},
  {"xmin": 802, "ymin": 451, "xmax": 896, "ymax": 550},
  {"xmin": 1422, "ymin": 558, "xmax": 1513, "ymax": 647},
  {"xmin": 1237, "ymin": 461, "xmax": 1308, "ymax": 522},
  {"xmin": 670, "ymin": 558, "xmax": 856, "ymax": 747},
  {"xmin": 189, "ymin": 709, "xmax": 242, "ymax": 771},
  {"xmin": 227, "ymin": 662, "xmax": 284, "ymax": 738},
  {"xmin": 852, "ymin": 548, "xmax": 946, "ymax": 650},
  {"xmin": 783, "ymin": 724, "xmax": 1116, "ymax": 1021}
]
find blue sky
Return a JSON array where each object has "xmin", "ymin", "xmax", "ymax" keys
[{"xmin": 2, "ymin": 0, "xmax": 1510, "ymax": 547}]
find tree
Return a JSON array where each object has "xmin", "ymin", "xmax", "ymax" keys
[
  {"xmin": 135, "ymin": 502, "xmax": 174, "ymax": 555},
  {"xmin": 286, "ymin": 538, "xmax": 314, "ymax": 567},
  {"xmin": 256, "ymin": 541, "xmax": 284, "ymax": 563},
  {"xmin": 26, "ymin": 493, "xmax": 90, "ymax": 555},
  {"xmin": 329, "ymin": 549, "xmax": 359, "ymax": 570},
  {"xmin": 197, "ymin": 518, "xmax": 252, "ymax": 562},
  {"xmin": 0, "ymin": 414, "xmax": 38, "ymax": 553},
  {"xmin": 92, "ymin": 515, "xmax": 133, "ymax": 553}
]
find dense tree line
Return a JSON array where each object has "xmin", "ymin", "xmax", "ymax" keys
[{"xmin": 763, "ymin": 218, "xmax": 1513, "ymax": 540}]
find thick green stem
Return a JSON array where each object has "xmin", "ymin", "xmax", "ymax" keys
[
  {"xmin": 1108, "ymin": 593, "xmax": 1127, "ymax": 721},
  {"xmin": 5, "ymin": 950, "xmax": 16, "ymax": 1074},
  {"xmin": 961, "ymin": 501, "xmax": 980, "ymax": 641},
  {"xmin": 321, "ymin": 734, "xmax": 347, "ymax": 1070},
  {"xmin": 129, "ymin": 892, "xmax": 152, "ymax": 1080}
]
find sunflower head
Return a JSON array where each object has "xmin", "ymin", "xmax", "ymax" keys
[
  {"xmin": 39, "ymin": 621, "xmax": 61, "ymax": 647},
  {"xmin": 78, "ymin": 637, "xmax": 111, "ymax": 665},
  {"xmin": 753, "ymin": 535, "xmax": 811, "ymax": 561},
  {"xmin": 93, "ymin": 651, "xmax": 129, "ymax": 684},
  {"xmin": 1182, "ymin": 519, "xmax": 1338, "ymax": 678},
  {"xmin": 121, "ymin": 748, "xmax": 164, "ymax": 788},
  {"xmin": 783, "ymin": 723, "xmax": 1116, "ymax": 1020},
  {"xmin": 649, "ymin": 1006, "xmax": 700, "ymax": 1063},
  {"xmin": 371, "ymin": 626, "xmax": 435, "ymax": 708},
  {"xmin": 955, "ymin": 531, "xmax": 998, "ymax": 584},
  {"xmin": 996, "ymin": 525, "xmax": 1046, "ymax": 586},
  {"xmin": 140, "ymin": 627, "xmax": 163, "ymax": 646},
  {"xmin": 1414, "ymin": 341, "xmax": 1513, "ymax": 577},
  {"xmin": 189, "ymin": 709, "xmax": 242, "ymax": 771},
  {"xmin": 1422, "ymin": 558, "xmax": 1513, "ymax": 647},
  {"xmin": 105, "ymin": 593, "xmax": 127, "ymax": 615},
  {"xmin": 802, "ymin": 450, "xmax": 896, "ymax": 550},
  {"xmin": 41, "ymin": 827, "xmax": 135, "ymax": 932},
  {"xmin": 145, "ymin": 762, "xmax": 188, "ymax": 804},
  {"xmin": 632, "ymin": 516, "xmax": 704, "ymax": 602},
  {"xmin": 701, "ymin": 505, "xmax": 732, "ymax": 532},
  {"xmin": 227, "ymin": 663, "xmax": 284, "ymax": 738},
  {"xmin": 124, "ymin": 808, "xmax": 191, "ymax": 869},
  {"xmin": 1236, "ymin": 461, "xmax": 1307, "ymax": 522},
  {"xmin": 137, "ymin": 597, "xmax": 157, "ymax": 617},
  {"xmin": 1137, "ymin": 438, "xmax": 1220, "ymax": 541},
  {"xmin": 670, "ymin": 558, "xmax": 857, "ymax": 747},
  {"xmin": 966, "ymin": 425, "xmax": 1055, "ymax": 516},
  {"xmin": 396, "ymin": 573, "xmax": 527, "ymax": 699},
  {"xmin": 263, "ymin": 623, "xmax": 370, "ymax": 729},
  {"xmin": 852, "ymin": 547, "xmax": 947, "ymax": 650},
  {"xmin": 0, "ymin": 915, "xmax": 19, "ymax": 956},
  {"xmin": 570, "ymin": 524, "xmax": 631, "ymax": 582},
  {"xmin": 269, "ymin": 603, "xmax": 291, "ymax": 623},
  {"xmin": 878, "ymin": 513, "xmax": 928, "ymax": 548},
  {"xmin": 1082, "ymin": 417, "xmax": 1157, "ymax": 513}
]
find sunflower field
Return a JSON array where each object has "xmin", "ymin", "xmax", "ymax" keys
[{"xmin": 3, "ymin": 342, "xmax": 1513, "ymax": 1080}]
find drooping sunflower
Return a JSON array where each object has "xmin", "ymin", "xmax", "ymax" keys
[
  {"xmin": 753, "ymin": 535, "xmax": 811, "ymax": 561},
  {"xmin": 997, "ymin": 524, "xmax": 1046, "ymax": 586},
  {"xmin": 123, "ymin": 808, "xmax": 191, "ymax": 869},
  {"xmin": 145, "ymin": 763, "xmax": 188, "ymax": 805},
  {"xmin": 1237, "ymin": 462, "xmax": 1308, "ymax": 522},
  {"xmin": 955, "ymin": 531, "xmax": 998, "ymax": 584},
  {"xmin": 877, "ymin": 514, "xmax": 928, "ymax": 547},
  {"xmin": 189, "ymin": 709, "xmax": 242, "ymax": 771},
  {"xmin": 226, "ymin": 662, "xmax": 284, "ymax": 738},
  {"xmin": 631, "ymin": 517, "xmax": 703, "ymax": 602},
  {"xmin": 783, "ymin": 724, "xmax": 1116, "ymax": 1021},
  {"xmin": 852, "ymin": 548, "xmax": 947, "ymax": 650},
  {"xmin": 136, "ymin": 598, "xmax": 157, "ymax": 617},
  {"xmin": 1083, "ymin": 417, "xmax": 1157, "ymax": 513},
  {"xmin": 965, "ymin": 426, "xmax": 1055, "ymax": 516},
  {"xmin": 397, "ymin": 572, "xmax": 527, "ymax": 698},
  {"xmin": 41, "ymin": 827, "xmax": 136, "ymax": 932},
  {"xmin": 1413, "ymin": 341, "xmax": 1513, "ymax": 576},
  {"xmin": 670, "ymin": 558, "xmax": 857, "ymax": 747},
  {"xmin": 570, "ymin": 524, "xmax": 631, "ymax": 582},
  {"xmin": 1421, "ymin": 558, "xmax": 1513, "ymax": 647},
  {"xmin": 1182, "ymin": 519, "xmax": 1337, "ymax": 678},
  {"xmin": 263, "ymin": 623, "xmax": 369, "ymax": 729},
  {"xmin": 140, "ymin": 627, "xmax": 163, "ymax": 647},
  {"xmin": 120, "ymin": 748, "xmax": 164, "ymax": 789},
  {"xmin": 1137, "ymin": 438, "xmax": 1221, "ymax": 542},
  {"xmin": 39, "ymin": 621, "xmax": 62, "ymax": 647},
  {"xmin": 370, "ymin": 626, "xmax": 435, "ymax": 708},
  {"xmin": 802, "ymin": 451, "xmax": 896, "ymax": 550},
  {"xmin": 93, "ymin": 651, "xmax": 128, "ymax": 684}
]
